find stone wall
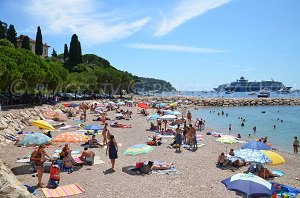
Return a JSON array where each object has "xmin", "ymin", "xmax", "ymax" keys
[
  {"xmin": 0, "ymin": 160, "xmax": 35, "ymax": 198},
  {"xmin": 0, "ymin": 106, "xmax": 46, "ymax": 146}
]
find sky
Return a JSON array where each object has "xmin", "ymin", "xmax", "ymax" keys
[{"xmin": 0, "ymin": 0, "xmax": 300, "ymax": 90}]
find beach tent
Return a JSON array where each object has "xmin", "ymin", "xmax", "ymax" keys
[
  {"xmin": 222, "ymin": 173, "xmax": 275, "ymax": 197},
  {"xmin": 124, "ymin": 144, "xmax": 153, "ymax": 156},
  {"xmin": 18, "ymin": 133, "xmax": 51, "ymax": 146},
  {"xmin": 52, "ymin": 132, "xmax": 88, "ymax": 143},
  {"xmin": 32, "ymin": 120, "xmax": 55, "ymax": 130},
  {"xmin": 242, "ymin": 141, "xmax": 271, "ymax": 150}
]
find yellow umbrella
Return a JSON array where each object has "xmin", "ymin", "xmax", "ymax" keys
[
  {"xmin": 32, "ymin": 120, "xmax": 55, "ymax": 130},
  {"xmin": 261, "ymin": 150, "xmax": 285, "ymax": 166},
  {"xmin": 169, "ymin": 103, "xmax": 177, "ymax": 107}
]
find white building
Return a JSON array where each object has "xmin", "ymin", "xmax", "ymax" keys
[{"xmin": 16, "ymin": 34, "xmax": 50, "ymax": 57}]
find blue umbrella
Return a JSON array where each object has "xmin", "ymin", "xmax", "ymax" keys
[
  {"xmin": 170, "ymin": 111, "xmax": 182, "ymax": 115},
  {"xmin": 85, "ymin": 124, "xmax": 103, "ymax": 131},
  {"xmin": 69, "ymin": 103, "xmax": 79, "ymax": 107},
  {"xmin": 234, "ymin": 149, "xmax": 271, "ymax": 164},
  {"xmin": 18, "ymin": 133, "xmax": 51, "ymax": 146},
  {"xmin": 242, "ymin": 141, "xmax": 271, "ymax": 150},
  {"xmin": 146, "ymin": 114, "xmax": 160, "ymax": 122},
  {"xmin": 222, "ymin": 173, "xmax": 276, "ymax": 197},
  {"xmin": 159, "ymin": 103, "xmax": 167, "ymax": 107}
]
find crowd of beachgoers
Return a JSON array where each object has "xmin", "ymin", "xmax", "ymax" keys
[{"xmin": 0, "ymin": 97, "xmax": 299, "ymax": 198}]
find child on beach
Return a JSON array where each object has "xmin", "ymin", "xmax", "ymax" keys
[{"xmin": 106, "ymin": 135, "xmax": 118, "ymax": 171}]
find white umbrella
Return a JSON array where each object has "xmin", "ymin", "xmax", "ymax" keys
[{"xmin": 159, "ymin": 115, "xmax": 177, "ymax": 120}]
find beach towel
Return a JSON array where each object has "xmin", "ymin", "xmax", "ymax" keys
[
  {"xmin": 42, "ymin": 183, "xmax": 84, "ymax": 198},
  {"xmin": 157, "ymin": 134, "xmax": 174, "ymax": 138},
  {"xmin": 151, "ymin": 166, "xmax": 177, "ymax": 175},
  {"xmin": 59, "ymin": 125, "xmax": 73, "ymax": 130},
  {"xmin": 271, "ymin": 182, "xmax": 300, "ymax": 198},
  {"xmin": 16, "ymin": 158, "xmax": 30, "ymax": 163},
  {"xmin": 272, "ymin": 170, "xmax": 285, "ymax": 177},
  {"xmin": 93, "ymin": 156, "xmax": 105, "ymax": 165}
]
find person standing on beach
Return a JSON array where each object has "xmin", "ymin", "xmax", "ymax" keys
[
  {"xmin": 175, "ymin": 125, "xmax": 183, "ymax": 153},
  {"xmin": 187, "ymin": 111, "xmax": 192, "ymax": 123},
  {"xmin": 30, "ymin": 144, "xmax": 52, "ymax": 188},
  {"xmin": 157, "ymin": 119, "xmax": 162, "ymax": 132},
  {"xmin": 106, "ymin": 135, "xmax": 118, "ymax": 171},
  {"xmin": 102, "ymin": 123, "xmax": 108, "ymax": 145},
  {"xmin": 293, "ymin": 137, "xmax": 299, "ymax": 154},
  {"xmin": 199, "ymin": 119, "xmax": 203, "ymax": 131},
  {"xmin": 189, "ymin": 124, "xmax": 197, "ymax": 150}
]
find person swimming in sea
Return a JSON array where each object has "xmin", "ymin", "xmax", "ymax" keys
[
  {"xmin": 241, "ymin": 122, "xmax": 245, "ymax": 127},
  {"xmin": 253, "ymin": 126, "xmax": 256, "ymax": 132},
  {"xmin": 229, "ymin": 124, "xmax": 232, "ymax": 131}
]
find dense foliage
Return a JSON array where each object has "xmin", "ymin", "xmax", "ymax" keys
[
  {"xmin": 0, "ymin": 21, "xmax": 7, "ymax": 39},
  {"xmin": 6, "ymin": 25, "xmax": 17, "ymax": 47},
  {"xmin": 21, "ymin": 36, "xmax": 30, "ymax": 50}
]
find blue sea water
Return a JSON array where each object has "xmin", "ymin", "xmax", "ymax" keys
[{"xmin": 191, "ymin": 105, "xmax": 300, "ymax": 154}]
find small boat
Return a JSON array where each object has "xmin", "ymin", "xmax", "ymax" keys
[
  {"xmin": 248, "ymin": 92, "xmax": 256, "ymax": 95},
  {"xmin": 277, "ymin": 87, "xmax": 292, "ymax": 94},
  {"xmin": 257, "ymin": 89, "xmax": 270, "ymax": 98}
]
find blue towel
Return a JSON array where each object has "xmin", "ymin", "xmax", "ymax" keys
[{"xmin": 272, "ymin": 170, "xmax": 285, "ymax": 176}]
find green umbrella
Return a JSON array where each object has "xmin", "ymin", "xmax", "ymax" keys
[
  {"xmin": 18, "ymin": 133, "xmax": 51, "ymax": 147},
  {"xmin": 124, "ymin": 144, "xmax": 153, "ymax": 156},
  {"xmin": 217, "ymin": 136, "xmax": 238, "ymax": 144}
]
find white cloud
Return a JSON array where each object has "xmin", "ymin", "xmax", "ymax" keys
[
  {"xmin": 26, "ymin": 0, "xmax": 151, "ymax": 44},
  {"xmin": 128, "ymin": 43, "xmax": 227, "ymax": 53},
  {"xmin": 155, "ymin": 0, "xmax": 230, "ymax": 36}
]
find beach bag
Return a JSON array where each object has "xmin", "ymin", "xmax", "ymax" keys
[
  {"xmin": 135, "ymin": 162, "xmax": 144, "ymax": 169},
  {"xmin": 50, "ymin": 164, "xmax": 60, "ymax": 181}
]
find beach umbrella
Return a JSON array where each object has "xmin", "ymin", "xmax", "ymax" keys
[
  {"xmin": 242, "ymin": 141, "xmax": 271, "ymax": 150},
  {"xmin": 116, "ymin": 102, "xmax": 125, "ymax": 106},
  {"xmin": 97, "ymin": 103, "xmax": 105, "ymax": 107},
  {"xmin": 52, "ymin": 132, "xmax": 88, "ymax": 143},
  {"xmin": 216, "ymin": 136, "xmax": 238, "ymax": 144},
  {"xmin": 261, "ymin": 150, "xmax": 285, "ymax": 166},
  {"xmin": 55, "ymin": 113, "xmax": 68, "ymax": 121},
  {"xmin": 18, "ymin": 133, "xmax": 51, "ymax": 147},
  {"xmin": 108, "ymin": 101, "xmax": 115, "ymax": 105},
  {"xmin": 85, "ymin": 124, "xmax": 103, "ymax": 131},
  {"xmin": 124, "ymin": 144, "xmax": 153, "ymax": 156},
  {"xmin": 162, "ymin": 110, "xmax": 173, "ymax": 115},
  {"xmin": 221, "ymin": 173, "xmax": 275, "ymax": 197},
  {"xmin": 146, "ymin": 114, "xmax": 160, "ymax": 122},
  {"xmin": 169, "ymin": 102, "xmax": 177, "ymax": 107},
  {"xmin": 137, "ymin": 103, "xmax": 150, "ymax": 109},
  {"xmin": 159, "ymin": 115, "xmax": 177, "ymax": 120},
  {"xmin": 43, "ymin": 109, "xmax": 57, "ymax": 119},
  {"xmin": 32, "ymin": 120, "xmax": 55, "ymax": 130},
  {"xmin": 234, "ymin": 149, "xmax": 271, "ymax": 164},
  {"xmin": 159, "ymin": 103, "xmax": 167, "ymax": 107},
  {"xmin": 170, "ymin": 111, "xmax": 182, "ymax": 115}
]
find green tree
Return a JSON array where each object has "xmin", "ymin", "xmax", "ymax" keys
[
  {"xmin": 6, "ymin": 25, "xmax": 17, "ymax": 47},
  {"xmin": 0, "ymin": 38, "xmax": 14, "ymax": 48},
  {"xmin": 35, "ymin": 26, "xmax": 43, "ymax": 55},
  {"xmin": 0, "ymin": 21, "xmax": 7, "ymax": 39},
  {"xmin": 51, "ymin": 48, "xmax": 57, "ymax": 57},
  {"xmin": 21, "ymin": 36, "xmax": 30, "ymax": 50},
  {"xmin": 63, "ymin": 44, "xmax": 68, "ymax": 61},
  {"xmin": 68, "ymin": 34, "xmax": 82, "ymax": 70}
]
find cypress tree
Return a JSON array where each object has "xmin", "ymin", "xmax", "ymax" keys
[
  {"xmin": 35, "ymin": 26, "xmax": 43, "ymax": 55},
  {"xmin": 6, "ymin": 24, "xmax": 17, "ymax": 47},
  {"xmin": 21, "ymin": 36, "xmax": 30, "ymax": 50},
  {"xmin": 63, "ymin": 44, "xmax": 69, "ymax": 61},
  {"xmin": 0, "ymin": 21, "xmax": 7, "ymax": 39},
  {"xmin": 51, "ymin": 48, "xmax": 57, "ymax": 57},
  {"xmin": 69, "ymin": 34, "xmax": 82, "ymax": 68}
]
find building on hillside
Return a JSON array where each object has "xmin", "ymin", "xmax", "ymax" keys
[{"xmin": 16, "ymin": 34, "xmax": 50, "ymax": 57}]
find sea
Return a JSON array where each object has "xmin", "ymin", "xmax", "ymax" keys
[{"xmin": 155, "ymin": 91, "xmax": 300, "ymax": 154}]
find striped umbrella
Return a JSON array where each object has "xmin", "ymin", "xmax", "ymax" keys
[{"xmin": 43, "ymin": 109, "xmax": 57, "ymax": 119}]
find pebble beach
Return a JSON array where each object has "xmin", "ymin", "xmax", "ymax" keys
[{"xmin": 0, "ymin": 97, "xmax": 299, "ymax": 198}]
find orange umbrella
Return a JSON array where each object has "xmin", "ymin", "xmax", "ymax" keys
[
  {"xmin": 137, "ymin": 103, "xmax": 150, "ymax": 109},
  {"xmin": 52, "ymin": 132, "xmax": 88, "ymax": 143},
  {"xmin": 43, "ymin": 109, "xmax": 57, "ymax": 119}
]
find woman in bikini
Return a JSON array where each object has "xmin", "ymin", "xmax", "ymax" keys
[{"xmin": 30, "ymin": 144, "xmax": 51, "ymax": 188}]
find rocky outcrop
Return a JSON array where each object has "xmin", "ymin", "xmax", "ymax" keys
[{"xmin": 0, "ymin": 160, "xmax": 35, "ymax": 198}]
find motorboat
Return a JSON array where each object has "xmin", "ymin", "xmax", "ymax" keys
[
  {"xmin": 277, "ymin": 87, "xmax": 292, "ymax": 94},
  {"xmin": 257, "ymin": 89, "xmax": 270, "ymax": 98},
  {"xmin": 248, "ymin": 92, "xmax": 256, "ymax": 95}
]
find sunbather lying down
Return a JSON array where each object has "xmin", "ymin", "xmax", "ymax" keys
[
  {"xmin": 151, "ymin": 160, "xmax": 174, "ymax": 170},
  {"xmin": 110, "ymin": 121, "xmax": 131, "ymax": 128}
]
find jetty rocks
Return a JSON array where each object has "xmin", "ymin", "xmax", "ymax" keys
[{"xmin": 0, "ymin": 160, "xmax": 35, "ymax": 198}]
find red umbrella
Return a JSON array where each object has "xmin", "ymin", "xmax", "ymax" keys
[{"xmin": 137, "ymin": 103, "xmax": 150, "ymax": 109}]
